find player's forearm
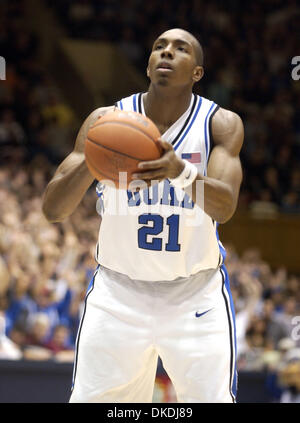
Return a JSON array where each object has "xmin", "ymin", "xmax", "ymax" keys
[
  {"xmin": 191, "ymin": 175, "xmax": 236, "ymax": 224},
  {"xmin": 42, "ymin": 160, "xmax": 94, "ymax": 223}
]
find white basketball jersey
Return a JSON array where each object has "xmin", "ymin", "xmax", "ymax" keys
[{"xmin": 95, "ymin": 93, "xmax": 226, "ymax": 281}]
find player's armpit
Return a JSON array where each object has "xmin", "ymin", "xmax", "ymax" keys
[
  {"xmin": 206, "ymin": 146, "xmax": 243, "ymax": 221},
  {"xmin": 210, "ymin": 108, "xmax": 244, "ymax": 155},
  {"xmin": 191, "ymin": 109, "xmax": 244, "ymax": 224}
]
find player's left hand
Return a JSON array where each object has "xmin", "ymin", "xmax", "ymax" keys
[{"xmin": 131, "ymin": 139, "xmax": 185, "ymax": 184}]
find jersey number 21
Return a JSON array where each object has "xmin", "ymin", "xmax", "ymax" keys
[{"xmin": 138, "ymin": 213, "xmax": 181, "ymax": 252}]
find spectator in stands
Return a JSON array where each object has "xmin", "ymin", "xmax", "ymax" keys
[
  {"xmin": 233, "ymin": 270, "xmax": 263, "ymax": 364},
  {"xmin": 0, "ymin": 108, "xmax": 26, "ymax": 147},
  {"xmin": 25, "ymin": 312, "xmax": 51, "ymax": 347},
  {"xmin": 22, "ymin": 313, "xmax": 53, "ymax": 361},
  {"xmin": 0, "ymin": 311, "xmax": 22, "ymax": 360},
  {"xmin": 269, "ymin": 297, "xmax": 300, "ymax": 348},
  {"xmin": 44, "ymin": 323, "xmax": 74, "ymax": 360}
]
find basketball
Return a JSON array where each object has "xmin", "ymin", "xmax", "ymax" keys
[{"xmin": 84, "ymin": 110, "xmax": 162, "ymax": 188}]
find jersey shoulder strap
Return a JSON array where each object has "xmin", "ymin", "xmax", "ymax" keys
[{"xmin": 115, "ymin": 93, "xmax": 142, "ymax": 112}]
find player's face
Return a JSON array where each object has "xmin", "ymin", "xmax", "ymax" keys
[{"xmin": 147, "ymin": 30, "xmax": 202, "ymax": 88}]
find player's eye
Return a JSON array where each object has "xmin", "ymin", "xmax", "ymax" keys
[
  {"xmin": 155, "ymin": 44, "xmax": 163, "ymax": 50},
  {"xmin": 178, "ymin": 46, "xmax": 186, "ymax": 52}
]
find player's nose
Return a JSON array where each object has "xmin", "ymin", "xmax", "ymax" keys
[{"xmin": 161, "ymin": 44, "xmax": 174, "ymax": 59}]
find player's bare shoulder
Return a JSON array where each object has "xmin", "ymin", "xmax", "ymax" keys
[
  {"xmin": 74, "ymin": 105, "xmax": 116, "ymax": 153},
  {"xmin": 211, "ymin": 107, "xmax": 244, "ymax": 155}
]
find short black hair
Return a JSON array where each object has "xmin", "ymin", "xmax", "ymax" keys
[{"xmin": 193, "ymin": 36, "xmax": 204, "ymax": 67}]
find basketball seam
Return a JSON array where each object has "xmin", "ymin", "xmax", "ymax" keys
[
  {"xmin": 89, "ymin": 120, "xmax": 160, "ymax": 150},
  {"xmin": 85, "ymin": 155, "xmax": 121, "ymax": 182},
  {"xmin": 86, "ymin": 132, "xmax": 158, "ymax": 162}
]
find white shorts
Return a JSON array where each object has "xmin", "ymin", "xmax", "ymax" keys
[{"xmin": 69, "ymin": 264, "xmax": 237, "ymax": 403}]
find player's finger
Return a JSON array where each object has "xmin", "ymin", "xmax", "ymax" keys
[
  {"xmin": 138, "ymin": 158, "xmax": 168, "ymax": 170},
  {"xmin": 157, "ymin": 138, "xmax": 173, "ymax": 151},
  {"xmin": 128, "ymin": 179, "xmax": 159, "ymax": 191},
  {"xmin": 131, "ymin": 168, "xmax": 166, "ymax": 180}
]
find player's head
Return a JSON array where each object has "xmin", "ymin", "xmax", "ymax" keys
[{"xmin": 147, "ymin": 28, "xmax": 204, "ymax": 88}]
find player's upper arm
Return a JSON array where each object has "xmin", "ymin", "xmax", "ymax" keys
[
  {"xmin": 51, "ymin": 106, "xmax": 115, "ymax": 182},
  {"xmin": 207, "ymin": 107, "xmax": 244, "ymax": 210}
]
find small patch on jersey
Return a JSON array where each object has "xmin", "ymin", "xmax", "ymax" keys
[
  {"xmin": 195, "ymin": 308, "xmax": 212, "ymax": 318},
  {"xmin": 181, "ymin": 152, "xmax": 201, "ymax": 164}
]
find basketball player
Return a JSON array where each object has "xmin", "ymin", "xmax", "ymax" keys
[{"xmin": 42, "ymin": 28, "xmax": 244, "ymax": 403}]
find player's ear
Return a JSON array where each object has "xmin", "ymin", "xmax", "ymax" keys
[
  {"xmin": 192, "ymin": 66, "xmax": 204, "ymax": 83},
  {"xmin": 146, "ymin": 66, "xmax": 150, "ymax": 78}
]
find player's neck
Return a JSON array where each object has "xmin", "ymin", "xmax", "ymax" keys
[{"xmin": 144, "ymin": 85, "xmax": 193, "ymax": 129}]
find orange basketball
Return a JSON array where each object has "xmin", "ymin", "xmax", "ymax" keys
[{"xmin": 84, "ymin": 110, "xmax": 162, "ymax": 189}]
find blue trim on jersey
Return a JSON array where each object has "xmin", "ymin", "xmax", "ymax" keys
[
  {"xmin": 204, "ymin": 103, "xmax": 216, "ymax": 161},
  {"xmin": 119, "ymin": 100, "xmax": 123, "ymax": 110},
  {"xmin": 174, "ymin": 96, "xmax": 202, "ymax": 152},
  {"xmin": 221, "ymin": 264, "xmax": 237, "ymax": 400},
  {"xmin": 133, "ymin": 94, "xmax": 137, "ymax": 112},
  {"xmin": 71, "ymin": 265, "xmax": 100, "ymax": 391},
  {"xmin": 86, "ymin": 265, "xmax": 100, "ymax": 295},
  {"xmin": 215, "ymin": 222, "xmax": 227, "ymax": 263},
  {"xmin": 96, "ymin": 182, "xmax": 104, "ymax": 198}
]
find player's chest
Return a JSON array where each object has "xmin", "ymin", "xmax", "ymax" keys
[{"xmin": 155, "ymin": 123, "xmax": 173, "ymax": 136}]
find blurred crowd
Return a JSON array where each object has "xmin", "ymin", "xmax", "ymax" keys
[
  {"xmin": 0, "ymin": 155, "xmax": 99, "ymax": 363},
  {"xmin": 0, "ymin": 0, "xmax": 75, "ymax": 169},
  {"xmin": 227, "ymin": 245, "xmax": 300, "ymax": 402},
  {"xmin": 0, "ymin": 0, "xmax": 300, "ymax": 403}
]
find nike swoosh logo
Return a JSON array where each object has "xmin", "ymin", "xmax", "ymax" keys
[
  {"xmin": 195, "ymin": 308, "xmax": 212, "ymax": 318},
  {"xmin": 185, "ymin": 170, "xmax": 191, "ymax": 179}
]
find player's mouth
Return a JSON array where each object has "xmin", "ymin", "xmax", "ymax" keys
[{"xmin": 156, "ymin": 61, "xmax": 173, "ymax": 72}]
